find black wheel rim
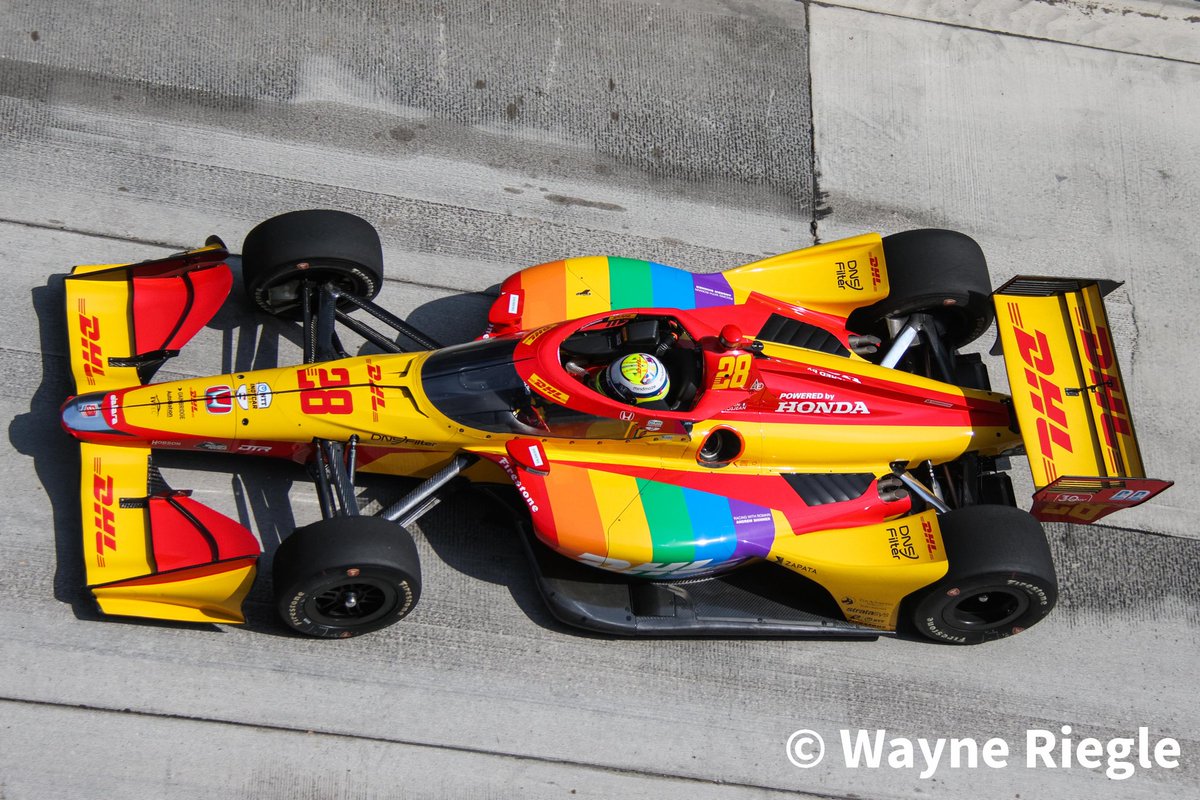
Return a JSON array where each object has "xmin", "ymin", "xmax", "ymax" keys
[
  {"xmin": 945, "ymin": 585, "xmax": 1029, "ymax": 630},
  {"xmin": 306, "ymin": 578, "xmax": 398, "ymax": 627},
  {"xmin": 258, "ymin": 261, "xmax": 371, "ymax": 314}
]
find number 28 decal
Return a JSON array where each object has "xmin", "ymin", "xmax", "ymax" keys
[
  {"xmin": 297, "ymin": 367, "xmax": 353, "ymax": 414},
  {"xmin": 711, "ymin": 354, "xmax": 752, "ymax": 390}
]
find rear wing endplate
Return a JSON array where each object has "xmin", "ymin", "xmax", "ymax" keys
[{"xmin": 993, "ymin": 276, "xmax": 1172, "ymax": 524}]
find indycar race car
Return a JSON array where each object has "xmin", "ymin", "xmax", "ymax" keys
[{"xmin": 59, "ymin": 210, "xmax": 1172, "ymax": 643}]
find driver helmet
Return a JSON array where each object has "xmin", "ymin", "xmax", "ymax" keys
[{"xmin": 594, "ymin": 353, "xmax": 669, "ymax": 405}]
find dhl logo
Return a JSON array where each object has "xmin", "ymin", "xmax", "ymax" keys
[
  {"xmin": 1076, "ymin": 317, "xmax": 1132, "ymax": 467},
  {"xmin": 869, "ymin": 254, "xmax": 882, "ymax": 289},
  {"xmin": 367, "ymin": 363, "xmax": 386, "ymax": 422},
  {"xmin": 1007, "ymin": 303, "xmax": 1073, "ymax": 477},
  {"xmin": 77, "ymin": 300, "xmax": 104, "ymax": 385},
  {"xmin": 522, "ymin": 325, "xmax": 554, "ymax": 346},
  {"xmin": 529, "ymin": 373, "xmax": 569, "ymax": 404},
  {"xmin": 921, "ymin": 517, "xmax": 937, "ymax": 556},
  {"xmin": 91, "ymin": 457, "xmax": 116, "ymax": 567}
]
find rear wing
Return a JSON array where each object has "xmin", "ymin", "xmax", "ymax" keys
[{"xmin": 993, "ymin": 276, "xmax": 1172, "ymax": 524}]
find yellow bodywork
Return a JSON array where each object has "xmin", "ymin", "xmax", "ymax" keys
[
  {"xmin": 65, "ymin": 265, "xmax": 142, "ymax": 392},
  {"xmin": 723, "ymin": 233, "xmax": 890, "ymax": 316},
  {"xmin": 91, "ymin": 562, "xmax": 257, "ymax": 624},
  {"xmin": 768, "ymin": 509, "xmax": 948, "ymax": 630}
]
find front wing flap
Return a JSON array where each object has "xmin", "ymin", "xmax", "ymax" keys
[{"xmin": 82, "ymin": 442, "xmax": 260, "ymax": 624}]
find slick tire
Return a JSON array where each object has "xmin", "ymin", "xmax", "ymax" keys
[
  {"xmin": 907, "ymin": 505, "xmax": 1057, "ymax": 645},
  {"xmin": 242, "ymin": 209, "xmax": 384, "ymax": 316},
  {"xmin": 848, "ymin": 229, "xmax": 994, "ymax": 348},
  {"xmin": 273, "ymin": 516, "xmax": 421, "ymax": 638}
]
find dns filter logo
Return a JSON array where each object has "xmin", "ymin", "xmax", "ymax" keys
[{"xmin": 786, "ymin": 726, "xmax": 1182, "ymax": 781}]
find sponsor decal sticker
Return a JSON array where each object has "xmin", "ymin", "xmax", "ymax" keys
[
  {"xmin": 77, "ymin": 300, "xmax": 105, "ymax": 386},
  {"xmin": 773, "ymin": 555, "xmax": 817, "ymax": 575},
  {"xmin": 496, "ymin": 456, "xmax": 540, "ymax": 513},
  {"xmin": 887, "ymin": 524, "xmax": 918, "ymax": 560},
  {"xmin": 529, "ymin": 373, "xmax": 569, "ymax": 404},
  {"xmin": 835, "ymin": 260, "xmax": 863, "ymax": 291},
  {"xmin": 806, "ymin": 366, "xmax": 862, "ymax": 384},
  {"xmin": 205, "ymin": 385, "xmax": 233, "ymax": 414},
  {"xmin": 521, "ymin": 325, "xmax": 555, "ymax": 346},
  {"xmin": 368, "ymin": 433, "xmax": 436, "ymax": 448},
  {"xmin": 1006, "ymin": 302, "xmax": 1073, "ymax": 475},
  {"xmin": 780, "ymin": 392, "xmax": 834, "ymax": 400},
  {"xmin": 106, "ymin": 393, "xmax": 122, "ymax": 427},
  {"xmin": 91, "ymin": 456, "xmax": 116, "ymax": 566},
  {"xmin": 527, "ymin": 444, "xmax": 544, "ymax": 468},
  {"xmin": 579, "ymin": 553, "xmax": 717, "ymax": 577},
  {"xmin": 254, "ymin": 382, "xmax": 272, "ymax": 409},
  {"xmin": 367, "ymin": 363, "xmax": 385, "ymax": 422},
  {"xmin": 776, "ymin": 400, "xmax": 870, "ymax": 415},
  {"xmin": 235, "ymin": 382, "xmax": 274, "ymax": 411}
]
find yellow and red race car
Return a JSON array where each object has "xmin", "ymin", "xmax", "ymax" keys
[{"xmin": 60, "ymin": 210, "xmax": 1172, "ymax": 643}]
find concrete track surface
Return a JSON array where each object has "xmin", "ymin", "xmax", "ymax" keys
[{"xmin": 1, "ymin": 1, "xmax": 1197, "ymax": 798}]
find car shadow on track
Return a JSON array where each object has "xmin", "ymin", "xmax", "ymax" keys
[{"xmin": 13, "ymin": 276, "xmax": 96, "ymax": 618}]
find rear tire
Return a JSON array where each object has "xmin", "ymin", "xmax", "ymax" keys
[
  {"xmin": 908, "ymin": 505, "xmax": 1057, "ymax": 645},
  {"xmin": 273, "ymin": 516, "xmax": 421, "ymax": 638},
  {"xmin": 849, "ymin": 229, "xmax": 994, "ymax": 348},
  {"xmin": 242, "ymin": 209, "xmax": 384, "ymax": 317}
]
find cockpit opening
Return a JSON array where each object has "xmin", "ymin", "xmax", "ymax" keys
[{"xmin": 559, "ymin": 314, "xmax": 702, "ymax": 411}]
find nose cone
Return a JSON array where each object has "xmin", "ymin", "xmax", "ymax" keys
[{"xmin": 61, "ymin": 392, "xmax": 122, "ymax": 437}]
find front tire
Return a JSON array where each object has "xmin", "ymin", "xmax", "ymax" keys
[
  {"xmin": 242, "ymin": 209, "xmax": 384, "ymax": 316},
  {"xmin": 273, "ymin": 516, "xmax": 421, "ymax": 638},
  {"xmin": 908, "ymin": 505, "xmax": 1057, "ymax": 645}
]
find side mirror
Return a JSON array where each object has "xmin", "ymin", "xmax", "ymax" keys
[{"xmin": 506, "ymin": 438, "xmax": 549, "ymax": 475}]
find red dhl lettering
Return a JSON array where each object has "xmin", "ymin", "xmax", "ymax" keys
[
  {"xmin": 367, "ymin": 363, "xmax": 386, "ymax": 421},
  {"xmin": 1011, "ymin": 319, "xmax": 1073, "ymax": 462},
  {"xmin": 79, "ymin": 313, "xmax": 104, "ymax": 384},
  {"xmin": 92, "ymin": 467, "xmax": 116, "ymax": 564},
  {"xmin": 1079, "ymin": 325, "xmax": 1132, "ymax": 449}
]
